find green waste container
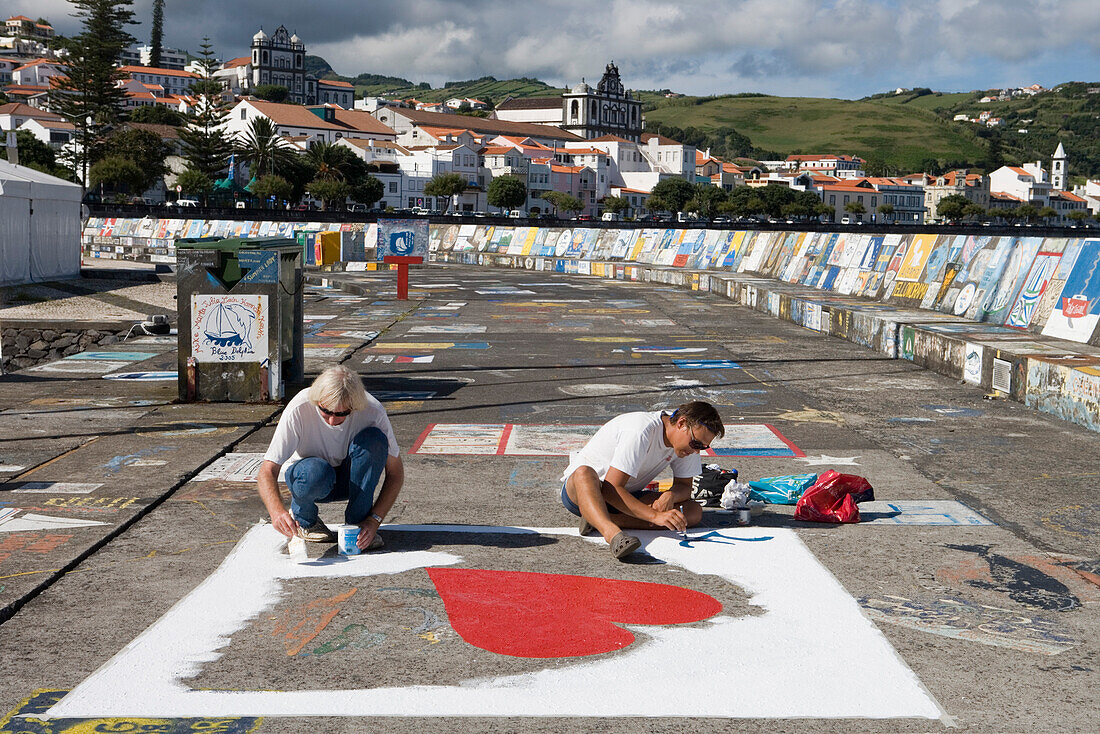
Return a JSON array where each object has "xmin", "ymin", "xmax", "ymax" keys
[{"xmin": 176, "ymin": 237, "xmax": 304, "ymax": 402}]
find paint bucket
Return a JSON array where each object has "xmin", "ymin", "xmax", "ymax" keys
[
  {"xmin": 337, "ymin": 524, "xmax": 361, "ymax": 555},
  {"xmin": 736, "ymin": 508, "xmax": 752, "ymax": 526}
]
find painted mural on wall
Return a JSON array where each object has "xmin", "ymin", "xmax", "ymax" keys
[
  {"xmin": 190, "ymin": 294, "xmax": 267, "ymax": 363},
  {"xmin": 1041, "ymin": 239, "xmax": 1100, "ymax": 343},
  {"xmin": 376, "ymin": 219, "xmax": 428, "ymax": 260},
  {"xmin": 84, "ymin": 217, "xmax": 1100, "ymax": 346}
]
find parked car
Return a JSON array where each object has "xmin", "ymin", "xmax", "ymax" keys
[
  {"xmin": 576, "ymin": 214, "xmax": 594, "ymax": 221},
  {"xmin": 347, "ymin": 203, "xmax": 368, "ymax": 213},
  {"xmin": 174, "ymin": 198, "xmax": 200, "ymax": 208}
]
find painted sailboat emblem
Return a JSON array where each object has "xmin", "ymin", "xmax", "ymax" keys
[
  {"xmin": 203, "ymin": 302, "xmax": 256, "ymax": 349},
  {"xmin": 1060, "ymin": 294, "xmax": 1094, "ymax": 320}
]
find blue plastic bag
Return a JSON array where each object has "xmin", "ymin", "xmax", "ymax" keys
[{"xmin": 748, "ymin": 473, "xmax": 818, "ymax": 504}]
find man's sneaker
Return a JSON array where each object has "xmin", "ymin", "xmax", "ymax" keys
[
  {"xmin": 366, "ymin": 533, "xmax": 385, "ymax": 551},
  {"xmin": 296, "ymin": 521, "xmax": 336, "ymax": 543},
  {"xmin": 578, "ymin": 517, "xmax": 595, "ymax": 536}
]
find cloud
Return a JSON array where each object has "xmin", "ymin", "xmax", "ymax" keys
[{"xmin": 10, "ymin": 0, "xmax": 1099, "ymax": 98}]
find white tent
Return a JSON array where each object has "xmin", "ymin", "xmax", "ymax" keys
[{"xmin": 0, "ymin": 159, "xmax": 82, "ymax": 286}]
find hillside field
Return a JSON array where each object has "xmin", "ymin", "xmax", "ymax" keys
[{"xmin": 643, "ymin": 95, "xmax": 987, "ymax": 172}]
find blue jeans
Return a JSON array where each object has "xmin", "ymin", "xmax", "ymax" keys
[{"xmin": 286, "ymin": 427, "xmax": 388, "ymax": 527}]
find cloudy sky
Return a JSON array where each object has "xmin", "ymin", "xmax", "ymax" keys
[{"xmin": 16, "ymin": 0, "xmax": 1100, "ymax": 98}]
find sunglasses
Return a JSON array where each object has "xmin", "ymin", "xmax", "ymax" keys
[
  {"xmin": 319, "ymin": 405, "xmax": 351, "ymax": 417},
  {"xmin": 686, "ymin": 423, "xmax": 710, "ymax": 452}
]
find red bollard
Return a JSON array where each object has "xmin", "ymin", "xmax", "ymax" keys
[{"xmin": 383, "ymin": 256, "xmax": 423, "ymax": 300}]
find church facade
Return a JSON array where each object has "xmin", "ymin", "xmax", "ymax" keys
[{"xmin": 493, "ymin": 62, "xmax": 644, "ymax": 142}]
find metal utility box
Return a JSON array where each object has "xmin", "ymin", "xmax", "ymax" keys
[{"xmin": 176, "ymin": 237, "xmax": 303, "ymax": 402}]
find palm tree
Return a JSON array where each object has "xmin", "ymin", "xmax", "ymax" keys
[
  {"xmin": 304, "ymin": 140, "xmax": 346, "ymax": 182},
  {"xmin": 235, "ymin": 117, "xmax": 296, "ymax": 180}
]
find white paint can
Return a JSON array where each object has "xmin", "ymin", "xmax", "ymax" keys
[
  {"xmin": 736, "ymin": 508, "xmax": 752, "ymax": 526},
  {"xmin": 337, "ymin": 524, "xmax": 361, "ymax": 555}
]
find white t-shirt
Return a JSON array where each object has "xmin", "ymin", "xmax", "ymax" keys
[
  {"xmin": 263, "ymin": 388, "xmax": 399, "ymax": 471},
  {"xmin": 560, "ymin": 411, "xmax": 701, "ymax": 492}
]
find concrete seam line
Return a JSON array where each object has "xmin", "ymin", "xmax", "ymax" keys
[{"xmin": 0, "ymin": 412, "xmax": 279, "ymax": 628}]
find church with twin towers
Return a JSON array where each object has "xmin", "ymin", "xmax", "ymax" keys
[{"xmin": 492, "ymin": 62, "xmax": 644, "ymax": 142}]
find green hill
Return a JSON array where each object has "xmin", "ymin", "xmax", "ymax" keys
[
  {"xmin": 642, "ymin": 93, "xmax": 989, "ymax": 174},
  {"xmin": 299, "ymin": 61, "xmax": 1100, "ymax": 179},
  {"xmin": 641, "ymin": 84, "xmax": 1100, "ymax": 178}
]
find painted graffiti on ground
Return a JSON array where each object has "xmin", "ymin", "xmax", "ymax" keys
[
  {"xmin": 1041, "ymin": 503, "xmax": 1100, "ymax": 540},
  {"xmin": 427, "ymin": 567, "xmax": 721, "ymax": 658},
  {"xmin": 857, "ymin": 501, "xmax": 994, "ymax": 525},
  {"xmin": 193, "ymin": 454, "xmax": 286, "ymax": 483},
  {"xmin": 10, "ymin": 482, "xmax": 102, "ymax": 494},
  {"xmin": 409, "ymin": 423, "xmax": 804, "ymax": 458},
  {"xmin": 272, "ymin": 587, "xmax": 359, "ymax": 656},
  {"xmin": 939, "ymin": 545, "xmax": 1095, "ymax": 611},
  {"xmin": 859, "ymin": 594, "xmax": 1077, "ymax": 655},
  {"xmin": 0, "ymin": 690, "xmax": 260, "ymax": 734},
  {"xmin": 0, "ymin": 508, "xmax": 106, "ymax": 533},
  {"xmin": 42, "ymin": 524, "xmax": 943, "ymax": 719},
  {"xmin": 362, "ymin": 355, "xmax": 434, "ymax": 364},
  {"xmin": 0, "ymin": 531, "xmax": 74, "ymax": 565}
]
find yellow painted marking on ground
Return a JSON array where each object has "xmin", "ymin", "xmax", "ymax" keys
[{"xmin": 575, "ymin": 337, "xmax": 644, "ymax": 343}]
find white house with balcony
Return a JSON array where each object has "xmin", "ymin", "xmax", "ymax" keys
[
  {"xmin": 640, "ymin": 133, "xmax": 695, "ymax": 180},
  {"xmin": 397, "ymin": 143, "xmax": 485, "ymax": 212}
]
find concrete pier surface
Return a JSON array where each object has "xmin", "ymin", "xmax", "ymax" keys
[{"xmin": 0, "ymin": 264, "xmax": 1096, "ymax": 733}]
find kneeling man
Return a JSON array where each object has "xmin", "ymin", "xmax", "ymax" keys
[
  {"xmin": 257, "ymin": 365, "xmax": 403, "ymax": 551},
  {"xmin": 561, "ymin": 401, "xmax": 723, "ymax": 560}
]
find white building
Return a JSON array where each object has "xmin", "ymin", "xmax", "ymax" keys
[
  {"xmin": 494, "ymin": 62, "xmax": 644, "ymax": 143},
  {"xmin": 223, "ymin": 99, "xmax": 397, "ymax": 146},
  {"xmin": 12, "ymin": 58, "xmax": 63, "ymax": 86},
  {"xmin": 989, "ymin": 163, "xmax": 1052, "ymax": 207},
  {"xmin": 250, "ymin": 26, "xmax": 314, "ymax": 105},
  {"xmin": 398, "ymin": 143, "xmax": 484, "ymax": 212},
  {"xmin": 0, "ymin": 101, "xmax": 63, "ymax": 132},
  {"xmin": 317, "ymin": 79, "xmax": 354, "ymax": 109},
  {"xmin": 213, "ymin": 56, "xmax": 252, "ymax": 96},
  {"xmin": 640, "ymin": 133, "xmax": 695, "ymax": 179},
  {"xmin": 17, "ymin": 116, "xmax": 74, "ymax": 148},
  {"xmin": 118, "ymin": 65, "xmax": 200, "ymax": 95}
]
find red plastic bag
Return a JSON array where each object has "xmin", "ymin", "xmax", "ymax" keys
[{"xmin": 793, "ymin": 470, "xmax": 873, "ymax": 523}]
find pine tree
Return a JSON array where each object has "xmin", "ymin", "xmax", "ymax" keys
[
  {"xmin": 148, "ymin": 0, "xmax": 164, "ymax": 68},
  {"xmin": 49, "ymin": 0, "xmax": 137, "ymax": 184},
  {"xmin": 178, "ymin": 37, "xmax": 234, "ymax": 178}
]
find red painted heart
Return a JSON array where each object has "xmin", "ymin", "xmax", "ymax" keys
[{"xmin": 426, "ymin": 567, "xmax": 722, "ymax": 658}]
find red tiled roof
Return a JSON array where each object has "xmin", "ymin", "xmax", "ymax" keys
[
  {"xmin": 319, "ymin": 79, "xmax": 354, "ymax": 88},
  {"xmin": 1007, "ymin": 166, "xmax": 1034, "ymax": 178},
  {"xmin": 379, "ymin": 105, "xmax": 582, "ymax": 142},
  {"xmin": 223, "ymin": 56, "xmax": 251, "ymax": 69},
  {"xmin": 245, "ymin": 99, "xmax": 348, "ymax": 131},
  {"xmin": 119, "ymin": 65, "xmax": 199, "ymax": 79},
  {"xmin": 24, "ymin": 118, "xmax": 74, "ymax": 130},
  {"xmin": 641, "ymin": 133, "xmax": 684, "ymax": 146},
  {"xmin": 0, "ymin": 101, "xmax": 62, "ymax": 119},
  {"xmin": 587, "ymin": 135, "xmax": 635, "ymax": 143},
  {"xmin": 1052, "ymin": 190, "xmax": 1086, "ymax": 202},
  {"xmin": 329, "ymin": 107, "xmax": 398, "ymax": 136},
  {"xmin": 13, "ymin": 58, "xmax": 60, "ymax": 72},
  {"xmin": 495, "ymin": 96, "xmax": 561, "ymax": 111}
]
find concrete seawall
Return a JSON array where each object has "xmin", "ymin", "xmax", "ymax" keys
[{"xmin": 80, "ymin": 217, "xmax": 1100, "ymax": 433}]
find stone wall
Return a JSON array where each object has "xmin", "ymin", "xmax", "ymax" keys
[{"xmin": 1, "ymin": 325, "xmax": 129, "ymax": 373}]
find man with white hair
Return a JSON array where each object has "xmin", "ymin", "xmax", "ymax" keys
[{"xmin": 257, "ymin": 365, "xmax": 404, "ymax": 551}]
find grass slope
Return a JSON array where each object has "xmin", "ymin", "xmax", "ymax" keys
[{"xmin": 644, "ymin": 95, "xmax": 986, "ymax": 171}]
